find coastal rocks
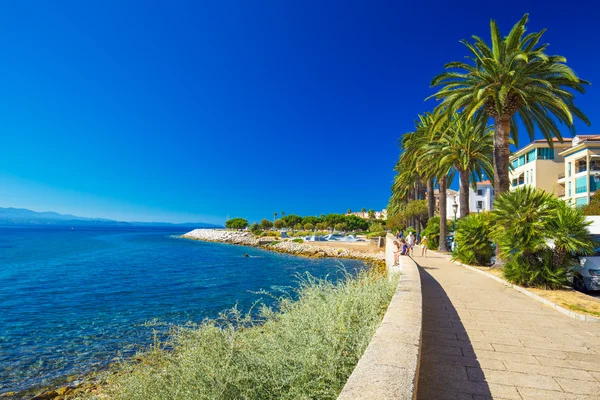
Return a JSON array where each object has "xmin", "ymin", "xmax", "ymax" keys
[
  {"xmin": 182, "ymin": 229, "xmax": 259, "ymax": 246},
  {"xmin": 182, "ymin": 229, "xmax": 385, "ymax": 262}
]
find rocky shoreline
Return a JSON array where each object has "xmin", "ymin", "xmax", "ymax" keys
[{"xmin": 182, "ymin": 229, "xmax": 385, "ymax": 262}]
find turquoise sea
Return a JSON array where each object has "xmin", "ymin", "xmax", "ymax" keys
[{"xmin": 0, "ymin": 227, "xmax": 365, "ymax": 394}]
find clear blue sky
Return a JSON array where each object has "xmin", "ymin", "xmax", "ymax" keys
[{"xmin": 0, "ymin": 1, "xmax": 598, "ymax": 224}]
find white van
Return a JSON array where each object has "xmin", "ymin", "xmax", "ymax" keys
[{"xmin": 567, "ymin": 217, "xmax": 600, "ymax": 292}]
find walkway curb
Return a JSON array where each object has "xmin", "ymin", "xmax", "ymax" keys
[
  {"xmin": 338, "ymin": 235, "xmax": 422, "ymax": 400},
  {"xmin": 429, "ymin": 250, "xmax": 600, "ymax": 323}
]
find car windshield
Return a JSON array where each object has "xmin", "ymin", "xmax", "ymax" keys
[{"xmin": 590, "ymin": 235, "xmax": 600, "ymax": 256}]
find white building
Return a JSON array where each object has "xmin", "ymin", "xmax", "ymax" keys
[{"xmin": 469, "ymin": 180, "xmax": 494, "ymax": 214}]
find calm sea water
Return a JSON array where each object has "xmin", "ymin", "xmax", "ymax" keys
[{"xmin": 0, "ymin": 227, "xmax": 365, "ymax": 393}]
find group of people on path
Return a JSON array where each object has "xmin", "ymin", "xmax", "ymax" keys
[{"xmin": 392, "ymin": 231, "xmax": 428, "ymax": 266}]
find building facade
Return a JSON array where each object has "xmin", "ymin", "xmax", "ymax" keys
[
  {"xmin": 469, "ymin": 180, "xmax": 494, "ymax": 213},
  {"xmin": 559, "ymin": 135, "xmax": 600, "ymax": 207},
  {"xmin": 508, "ymin": 138, "xmax": 572, "ymax": 195}
]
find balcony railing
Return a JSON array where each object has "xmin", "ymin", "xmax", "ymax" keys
[
  {"xmin": 578, "ymin": 165, "xmax": 587, "ymax": 173},
  {"xmin": 558, "ymin": 172, "xmax": 565, "ymax": 179}
]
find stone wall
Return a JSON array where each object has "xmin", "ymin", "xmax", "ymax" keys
[{"xmin": 337, "ymin": 234, "xmax": 423, "ymax": 400}]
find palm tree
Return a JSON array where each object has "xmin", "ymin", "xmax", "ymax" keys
[
  {"xmin": 425, "ymin": 112, "xmax": 494, "ymax": 217},
  {"xmin": 273, "ymin": 212, "xmax": 277, "ymax": 223},
  {"xmin": 281, "ymin": 211, "xmax": 285, "ymax": 218},
  {"xmin": 347, "ymin": 208, "xmax": 352, "ymax": 214},
  {"xmin": 429, "ymin": 14, "xmax": 590, "ymax": 195}
]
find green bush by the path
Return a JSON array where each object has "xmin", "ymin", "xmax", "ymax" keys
[
  {"xmin": 452, "ymin": 213, "xmax": 494, "ymax": 266},
  {"xmin": 94, "ymin": 271, "xmax": 397, "ymax": 400},
  {"xmin": 421, "ymin": 216, "xmax": 440, "ymax": 249}
]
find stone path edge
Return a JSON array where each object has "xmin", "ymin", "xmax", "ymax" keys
[
  {"xmin": 338, "ymin": 235, "xmax": 422, "ymax": 400},
  {"xmin": 429, "ymin": 250, "xmax": 600, "ymax": 323}
]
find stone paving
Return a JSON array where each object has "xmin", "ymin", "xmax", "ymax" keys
[{"xmin": 415, "ymin": 251, "xmax": 600, "ymax": 400}]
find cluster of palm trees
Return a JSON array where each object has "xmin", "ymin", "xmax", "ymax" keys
[{"xmin": 389, "ymin": 14, "xmax": 590, "ymax": 253}]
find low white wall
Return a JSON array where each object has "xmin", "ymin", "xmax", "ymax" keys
[{"xmin": 338, "ymin": 234, "xmax": 423, "ymax": 399}]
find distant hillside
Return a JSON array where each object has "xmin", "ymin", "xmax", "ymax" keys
[{"xmin": 0, "ymin": 207, "xmax": 221, "ymax": 228}]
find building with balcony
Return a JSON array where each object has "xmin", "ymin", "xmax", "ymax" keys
[
  {"xmin": 559, "ymin": 135, "xmax": 600, "ymax": 207},
  {"xmin": 509, "ymin": 138, "xmax": 572, "ymax": 195}
]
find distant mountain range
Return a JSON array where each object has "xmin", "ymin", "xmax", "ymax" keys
[{"xmin": 0, "ymin": 207, "xmax": 222, "ymax": 228}]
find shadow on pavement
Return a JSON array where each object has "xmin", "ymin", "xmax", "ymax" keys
[{"xmin": 416, "ymin": 261, "xmax": 492, "ymax": 399}]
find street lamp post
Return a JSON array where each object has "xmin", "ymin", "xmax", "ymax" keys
[{"xmin": 452, "ymin": 201, "xmax": 458, "ymax": 241}]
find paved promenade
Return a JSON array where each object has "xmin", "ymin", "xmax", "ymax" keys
[{"xmin": 415, "ymin": 251, "xmax": 600, "ymax": 400}]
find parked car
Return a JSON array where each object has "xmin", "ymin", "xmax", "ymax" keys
[{"xmin": 568, "ymin": 236, "xmax": 600, "ymax": 292}]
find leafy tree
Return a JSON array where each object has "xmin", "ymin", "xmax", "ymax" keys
[
  {"xmin": 294, "ymin": 223, "xmax": 303, "ymax": 232},
  {"xmin": 346, "ymin": 208, "xmax": 352, "ymax": 214},
  {"xmin": 369, "ymin": 222, "xmax": 384, "ymax": 233},
  {"xmin": 404, "ymin": 200, "xmax": 429, "ymax": 231},
  {"xmin": 315, "ymin": 222, "xmax": 327, "ymax": 231},
  {"xmin": 430, "ymin": 14, "xmax": 589, "ymax": 195},
  {"xmin": 421, "ymin": 217, "xmax": 440, "ymax": 250},
  {"xmin": 323, "ymin": 214, "xmax": 346, "ymax": 231},
  {"xmin": 248, "ymin": 222, "xmax": 261, "ymax": 234},
  {"xmin": 301, "ymin": 216, "xmax": 322, "ymax": 226},
  {"xmin": 582, "ymin": 191, "xmax": 600, "ymax": 215},
  {"xmin": 344, "ymin": 214, "xmax": 369, "ymax": 231},
  {"xmin": 334, "ymin": 223, "xmax": 347, "ymax": 232},
  {"xmin": 281, "ymin": 214, "xmax": 302, "ymax": 228},
  {"xmin": 387, "ymin": 212, "xmax": 406, "ymax": 232},
  {"xmin": 274, "ymin": 219, "xmax": 286, "ymax": 229},
  {"xmin": 360, "ymin": 208, "xmax": 366, "ymax": 213},
  {"xmin": 304, "ymin": 223, "xmax": 314, "ymax": 231},
  {"xmin": 225, "ymin": 218, "xmax": 248, "ymax": 230},
  {"xmin": 273, "ymin": 212, "xmax": 277, "ymax": 222},
  {"xmin": 260, "ymin": 219, "xmax": 274, "ymax": 230}
]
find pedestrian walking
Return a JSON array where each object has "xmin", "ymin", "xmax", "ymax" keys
[{"xmin": 406, "ymin": 232, "xmax": 415, "ymax": 256}]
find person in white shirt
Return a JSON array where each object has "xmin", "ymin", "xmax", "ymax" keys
[{"xmin": 406, "ymin": 232, "xmax": 415, "ymax": 256}]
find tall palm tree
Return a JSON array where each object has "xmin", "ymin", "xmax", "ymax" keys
[
  {"xmin": 426, "ymin": 112, "xmax": 494, "ymax": 217},
  {"xmin": 273, "ymin": 212, "xmax": 277, "ymax": 223},
  {"xmin": 281, "ymin": 211, "xmax": 285, "ymax": 218},
  {"xmin": 429, "ymin": 14, "xmax": 590, "ymax": 195}
]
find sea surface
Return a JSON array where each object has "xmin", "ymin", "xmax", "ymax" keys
[{"xmin": 0, "ymin": 226, "xmax": 365, "ymax": 394}]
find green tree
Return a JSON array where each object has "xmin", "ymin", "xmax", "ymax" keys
[
  {"xmin": 304, "ymin": 223, "xmax": 314, "ymax": 231},
  {"xmin": 453, "ymin": 212, "xmax": 494, "ymax": 265},
  {"xmin": 404, "ymin": 200, "xmax": 429, "ymax": 231},
  {"xmin": 281, "ymin": 214, "xmax": 302, "ymax": 228},
  {"xmin": 274, "ymin": 219, "xmax": 286, "ymax": 229},
  {"xmin": 260, "ymin": 219, "xmax": 274, "ymax": 230},
  {"xmin": 360, "ymin": 208, "xmax": 366, "ymax": 213},
  {"xmin": 315, "ymin": 222, "xmax": 326, "ymax": 231},
  {"xmin": 367, "ymin": 209, "xmax": 375, "ymax": 220},
  {"xmin": 346, "ymin": 208, "xmax": 352, "ymax": 214},
  {"xmin": 369, "ymin": 222, "xmax": 384, "ymax": 233},
  {"xmin": 225, "ymin": 218, "xmax": 248, "ymax": 230},
  {"xmin": 582, "ymin": 191, "xmax": 600, "ymax": 215},
  {"xmin": 425, "ymin": 112, "xmax": 493, "ymax": 217},
  {"xmin": 281, "ymin": 211, "xmax": 285, "ymax": 218},
  {"xmin": 294, "ymin": 223, "xmax": 303, "ymax": 232},
  {"xmin": 343, "ymin": 215, "xmax": 369, "ymax": 231},
  {"xmin": 273, "ymin": 212, "xmax": 277, "ymax": 223},
  {"xmin": 301, "ymin": 216, "xmax": 322, "ymax": 226},
  {"xmin": 387, "ymin": 212, "xmax": 406, "ymax": 232},
  {"xmin": 334, "ymin": 223, "xmax": 347, "ymax": 232},
  {"xmin": 430, "ymin": 14, "xmax": 590, "ymax": 195},
  {"xmin": 248, "ymin": 222, "xmax": 261, "ymax": 234}
]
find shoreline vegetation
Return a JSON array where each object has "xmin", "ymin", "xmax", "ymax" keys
[
  {"xmin": 75, "ymin": 270, "xmax": 398, "ymax": 400},
  {"xmin": 17, "ymin": 229, "xmax": 390, "ymax": 400}
]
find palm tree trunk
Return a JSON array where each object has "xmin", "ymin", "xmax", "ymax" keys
[
  {"xmin": 427, "ymin": 178, "xmax": 435, "ymax": 218},
  {"xmin": 493, "ymin": 116, "xmax": 511, "ymax": 194},
  {"xmin": 459, "ymin": 170, "xmax": 470, "ymax": 218},
  {"xmin": 492, "ymin": 115, "xmax": 511, "ymax": 266},
  {"xmin": 438, "ymin": 175, "xmax": 449, "ymax": 252}
]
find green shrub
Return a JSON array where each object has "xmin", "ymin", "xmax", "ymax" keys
[
  {"xmin": 503, "ymin": 250, "xmax": 569, "ymax": 289},
  {"xmin": 94, "ymin": 271, "xmax": 398, "ymax": 400},
  {"xmin": 292, "ymin": 238, "xmax": 303, "ymax": 243},
  {"xmin": 369, "ymin": 222, "xmax": 384, "ymax": 233},
  {"xmin": 263, "ymin": 231, "xmax": 279, "ymax": 237},
  {"xmin": 452, "ymin": 212, "xmax": 494, "ymax": 266},
  {"xmin": 269, "ymin": 240, "xmax": 281, "ymax": 246},
  {"xmin": 249, "ymin": 222, "xmax": 261, "ymax": 234},
  {"xmin": 492, "ymin": 187, "xmax": 596, "ymax": 288},
  {"xmin": 421, "ymin": 217, "xmax": 440, "ymax": 249},
  {"xmin": 366, "ymin": 231, "xmax": 386, "ymax": 239}
]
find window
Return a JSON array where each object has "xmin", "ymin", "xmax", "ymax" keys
[
  {"xmin": 568, "ymin": 181, "xmax": 572, "ymax": 197},
  {"xmin": 526, "ymin": 170, "xmax": 529, "ymax": 184},
  {"xmin": 537, "ymin": 148, "xmax": 555, "ymax": 160},
  {"xmin": 576, "ymin": 197, "xmax": 589, "ymax": 207},
  {"xmin": 518, "ymin": 155, "xmax": 525, "ymax": 167},
  {"xmin": 527, "ymin": 149, "xmax": 537, "ymax": 163},
  {"xmin": 511, "ymin": 159, "xmax": 518, "ymax": 169},
  {"xmin": 512, "ymin": 179, "xmax": 517, "ymax": 187},
  {"xmin": 476, "ymin": 201, "xmax": 483, "ymax": 210},
  {"xmin": 575, "ymin": 176, "xmax": 587, "ymax": 194},
  {"xmin": 568, "ymin": 162, "xmax": 572, "ymax": 177},
  {"xmin": 530, "ymin": 169, "xmax": 534, "ymax": 185},
  {"xmin": 591, "ymin": 176, "xmax": 599, "ymax": 193},
  {"xmin": 477, "ymin": 189, "xmax": 483, "ymax": 196},
  {"xmin": 518, "ymin": 174, "xmax": 524, "ymax": 185}
]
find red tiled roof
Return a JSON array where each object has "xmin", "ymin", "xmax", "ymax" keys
[
  {"xmin": 533, "ymin": 138, "xmax": 572, "ymax": 143},
  {"xmin": 476, "ymin": 180, "xmax": 491, "ymax": 186},
  {"xmin": 576, "ymin": 135, "xmax": 600, "ymax": 141}
]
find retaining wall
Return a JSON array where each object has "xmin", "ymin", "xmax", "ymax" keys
[{"xmin": 338, "ymin": 234, "xmax": 423, "ymax": 399}]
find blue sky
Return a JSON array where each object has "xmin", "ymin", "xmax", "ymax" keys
[{"xmin": 0, "ymin": 1, "xmax": 598, "ymax": 224}]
